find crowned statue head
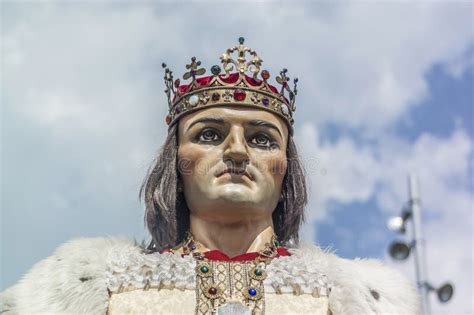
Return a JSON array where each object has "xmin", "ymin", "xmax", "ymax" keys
[{"xmin": 140, "ymin": 37, "xmax": 307, "ymax": 253}]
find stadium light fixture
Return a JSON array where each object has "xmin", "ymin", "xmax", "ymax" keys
[
  {"xmin": 387, "ymin": 209, "xmax": 412, "ymax": 234},
  {"xmin": 388, "ymin": 240, "xmax": 412, "ymax": 260},
  {"xmin": 386, "ymin": 175, "xmax": 455, "ymax": 314},
  {"xmin": 425, "ymin": 282, "xmax": 454, "ymax": 303}
]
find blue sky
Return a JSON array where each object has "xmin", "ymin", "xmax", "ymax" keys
[
  {"xmin": 1, "ymin": 2, "xmax": 473, "ymax": 314},
  {"xmin": 317, "ymin": 63, "xmax": 473, "ymax": 260},
  {"xmin": 398, "ymin": 63, "xmax": 473, "ymax": 142}
]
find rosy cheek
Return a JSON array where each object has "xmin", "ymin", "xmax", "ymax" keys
[
  {"xmin": 271, "ymin": 154, "xmax": 288, "ymax": 179},
  {"xmin": 178, "ymin": 144, "xmax": 203, "ymax": 176},
  {"xmin": 257, "ymin": 152, "xmax": 287, "ymax": 179}
]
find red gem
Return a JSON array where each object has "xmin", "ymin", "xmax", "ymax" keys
[
  {"xmin": 261, "ymin": 70, "xmax": 270, "ymax": 80},
  {"xmin": 233, "ymin": 89, "xmax": 246, "ymax": 101},
  {"xmin": 165, "ymin": 115, "xmax": 171, "ymax": 125},
  {"xmin": 208, "ymin": 287, "xmax": 217, "ymax": 295}
]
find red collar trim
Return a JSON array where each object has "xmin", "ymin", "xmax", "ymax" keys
[
  {"xmin": 159, "ymin": 247, "xmax": 291, "ymax": 262},
  {"xmin": 204, "ymin": 247, "xmax": 290, "ymax": 262}
]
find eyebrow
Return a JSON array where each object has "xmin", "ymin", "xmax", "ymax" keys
[
  {"xmin": 247, "ymin": 119, "xmax": 283, "ymax": 138},
  {"xmin": 185, "ymin": 117, "xmax": 283, "ymax": 138},
  {"xmin": 186, "ymin": 117, "xmax": 225, "ymax": 132}
]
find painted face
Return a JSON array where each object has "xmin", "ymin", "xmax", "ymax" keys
[{"xmin": 177, "ymin": 106, "xmax": 289, "ymax": 222}]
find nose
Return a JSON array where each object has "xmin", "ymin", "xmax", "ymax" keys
[{"xmin": 223, "ymin": 126, "xmax": 249, "ymax": 167}]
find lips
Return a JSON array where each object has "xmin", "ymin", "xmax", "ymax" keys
[{"xmin": 217, "ymin": 168, "xmax": 252, "ymax": 180}]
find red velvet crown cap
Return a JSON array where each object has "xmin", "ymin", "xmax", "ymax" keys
[{"xmin": 174, "ymin": 73, "xmax": 282, "ymax": 102}]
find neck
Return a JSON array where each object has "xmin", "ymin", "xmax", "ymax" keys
[{"xmin": 189, "ymin": 214, "xmax": 275, "ymax": 258}]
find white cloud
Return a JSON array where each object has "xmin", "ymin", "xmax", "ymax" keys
[
  {"xmin": 4, "ymin": 2, "xmax": 472, "ymax": 135},
  {"xmin": 291, "ymin": 2, "xmax": 473, "ymax": 133},
  {"xmin": 296, "ymin": 122, "xmax": 381, "ymax": 224},
  {"xmin": 377, "ymin": 129, "xmax": 472, "ymax": 214}
]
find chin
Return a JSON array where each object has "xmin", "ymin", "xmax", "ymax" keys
[
  {"xmin": 217, "ymin": 192, "xmax": 252, "ymax": 204},
  {"xmin": 205, "ymin": 191, "xmax": 256, "ymax": 209},
  {"xmin": 216, "ymin": 184, "xmax": 253, "ymax": 199}
]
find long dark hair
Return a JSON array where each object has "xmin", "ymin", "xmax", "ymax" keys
[{"xmin": 139, "ymin": 123, "xmax": 308, "ymax": 251}]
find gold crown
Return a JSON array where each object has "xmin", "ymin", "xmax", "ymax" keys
[{"xmin": 162, "ymin": 37, "xmax": 298, "ymax": 132}]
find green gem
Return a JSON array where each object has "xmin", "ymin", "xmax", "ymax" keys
[
  {"xmin": 254, "ymin": 268, "xmax": 263, "ymax": 276},
  {"xmin": 200, "ymin": 265, "xmax": 209, "ymax": 273},
  {"xmin": 211, "ymin": 65, "xmax": 221, "ymax": 75}
]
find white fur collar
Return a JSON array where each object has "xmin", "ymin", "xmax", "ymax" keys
[
  {"xmin": 1, "ymin": 237, "xmax": 420, "ymax": 314},
  {"xmin": 105, "ymin": 242, "xmax": 330, "ymax": 297}
]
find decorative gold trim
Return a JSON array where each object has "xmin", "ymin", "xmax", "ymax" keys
[
  {"xmin": 220, "ymin": 36, "xmax": 262, "ymax": 79},
  {"xmin": 182, "ymin": 231, "xmax": 278, "ymax": 314},
  {"xmin": 169, "ymin": 85, "xmax": 293, "ymax": 125},
  {"xmin": 195, "ymin": 260, "xmax": 266, "ymax": 315}
]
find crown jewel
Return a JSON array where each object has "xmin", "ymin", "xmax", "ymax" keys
[{"xmin": 162, "ymin": 37, "xmax": 298, "ymax": 132}]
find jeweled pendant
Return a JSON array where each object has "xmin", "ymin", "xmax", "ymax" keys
[{"xmin": 217, "ymin": 302, "xmax": 251, "ymax": 315}]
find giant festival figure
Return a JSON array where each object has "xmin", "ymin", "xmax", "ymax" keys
[{"xmin": 0, "ymin": 38, "xmax": 420, "ymax": 314}]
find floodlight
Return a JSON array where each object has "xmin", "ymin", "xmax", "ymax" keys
[
  {"xmin": 387, "ymin": 209, "xmax": 411, "ymax": 234},
  {"xmin": 389, "ymin": 241, "xmax": 411, "ymax": 260},
  {"xmin": 436, "ymin": 283, "xmax": 454, "ymax": 303},
  {"xmin": 387, "ymin": 216, "xmax": 404, "ymax": 231}
]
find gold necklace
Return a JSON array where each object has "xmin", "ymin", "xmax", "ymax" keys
[{"xmin": 178, "ymin": 232, "xmax": 280, "ymax": 315}]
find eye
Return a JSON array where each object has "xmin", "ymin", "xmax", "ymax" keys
[
  {"xmin": 254, "ymin": 133, "xmax": 270, "ymax": 145},
  {"xmin": 198, "ymin": 128, "xmax": 220, "ymax": 142},
  {"xmin": 251, "ymin": 133, "xmax": 279, "ymax": 149}
]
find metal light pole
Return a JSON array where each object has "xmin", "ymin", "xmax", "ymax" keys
[
  {"xmin": 387, "ymin": 174, "xmax": 454, "ymax": 314},
  {"xmin": 407, "ymin": 174, "xmax": 430, "ymax": 314}
]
